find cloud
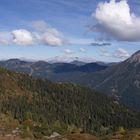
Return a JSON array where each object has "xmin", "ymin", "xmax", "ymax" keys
[
  {"xmin": 47, "ymin": 56, "xmax": 95, "ymax": 63},
  {"xmin": 30, "ymin": 20, "xmax": 48, "ymax": 31},
  {"xmin": 90, "ymin": 42, "xmax": 111, "ymax": 46},
  {"xmin": 0, "ymin": 39, "xmax": 9, "ymax": 45},
  {"xmin": 0, "ymin": 19, "xmax": 113, "ymax": 47},
  {"xmin": 64, "ymin": 49, "xmax": 75, "ymax": 55},
  {"xmin": 42, "ymin": 32, "xmax": 64, "ymax": 46},
  {"xmin": 113, "ymin": 48, "xmax": 130, "ymax": 58},
  {"xmin": 69, "ymin": 38, "xmax": 110, "ymax": 47},
  {"xmin": 0, "ymin": 21, "xmax": 65, "ymax": 47},
  {"xmin": 11, "ymin": 29, "xmax": 34, "ymax": 45},
  {"xmin": 93, "ymin": 0, "xmax": 140, "ymax": 41},
  {"xmin": 100, "ymin": 48, "xmax": 112, "ymax": 57},
  {"xmin": 0, "ymin": 32, "xmax": 12, "ymax": 45},
  {"xmin": 31, "ymin": 20, "xmax": 65, "ymax": 46},
  {"xmin": 100, "ymin": 47, "xmax": 130, "ymax": 59},
  {"xmin": 68, "ymin": 38, "xmax": 95, "ymax": 45},
  {"xmin": 79, "ymin": 48, "xmax": 86, "ymax": 53}
]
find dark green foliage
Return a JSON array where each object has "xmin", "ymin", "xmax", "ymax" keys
[{"xmin": 0, "ymin": 68, "xmax": 140, "ymax": 136}]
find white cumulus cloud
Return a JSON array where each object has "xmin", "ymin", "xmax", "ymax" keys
[
  {"xmin": 42, "ymin": 32, "xmax": 63, "ymax": 46},
  {"xmin": 31, "ymin": 20, "xmax": 65, "ymax": 46},
  {"xmin": 93, "ymin": 0, "xmax": 140, "ymax": 41},
  {"xmin": 12, "ymin": 29, "xmax": 34, "ymax": 45}
]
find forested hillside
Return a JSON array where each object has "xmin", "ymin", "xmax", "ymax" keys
[{"xmin": 0, "ymin": 68, "xmax": 140, "ymax": 139}]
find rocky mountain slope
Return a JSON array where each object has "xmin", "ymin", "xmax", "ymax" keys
[{"xmin": 74, "ymin": 50, "xmax": 140, "ymax": 110}]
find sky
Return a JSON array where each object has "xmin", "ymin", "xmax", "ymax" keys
[{"xmin": 0, "ymin": 0, "xmax": 140, "ymax": 62}]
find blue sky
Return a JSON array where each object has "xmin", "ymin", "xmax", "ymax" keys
[{"xmin": 0, "ymin": 0, "xmax": 140, "ymax": 62}]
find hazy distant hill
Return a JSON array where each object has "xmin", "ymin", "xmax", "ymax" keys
[
  {"xmin": 0, "ymin": 59, "xmax": 108, "ymax": 78},
  {"xmin": 70, "ymin": 60, "xmax": 86, "ymax": 66}
]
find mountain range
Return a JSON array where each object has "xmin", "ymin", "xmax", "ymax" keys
[
  {"xmin": 48, "ymin": 51, "xmax": 140, "ymax": 110},
  {"xmin": 48, "ymin": 50, "xmax": 140, "ymax": 110},
  {"xmin": 0, "ymin": 59, "xmax": 109, "ymax": 78},
  {"xmin": 0, "ymin": 51, "xmax": 140, "ymax": 111}
]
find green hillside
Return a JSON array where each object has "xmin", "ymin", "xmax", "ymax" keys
[{"xmin": 0, "ymin": 68, "xmax": 140, "ymax": 139}]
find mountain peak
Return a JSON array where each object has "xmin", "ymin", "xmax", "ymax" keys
[{"xmin": 127, "ymin": 50, "xmax": 140, "ymax": 64}]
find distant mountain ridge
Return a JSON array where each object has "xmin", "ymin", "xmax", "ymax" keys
[
  {"xmin": 70, "ymin": 60, "xmax": 86, "ymax": 66},
  {"xmin": 0, "ymin": 59, "xmax": 109, "ymax": 78},
  {"xmin": 0, "ymin": 51, "xmax": 140, "ymax": 110}
]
